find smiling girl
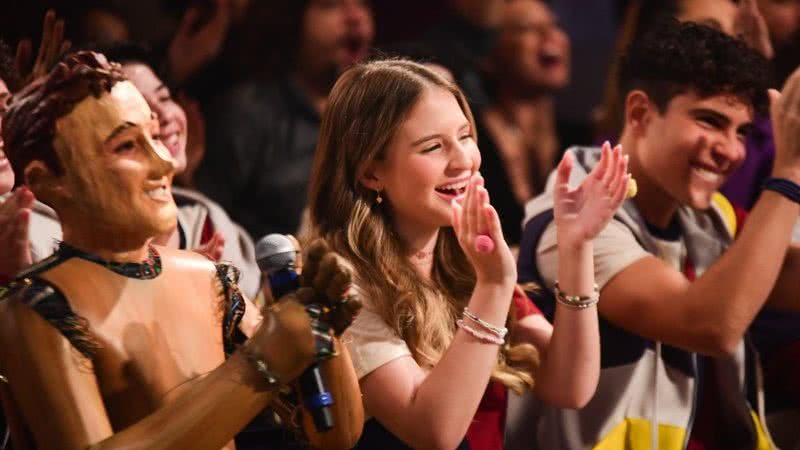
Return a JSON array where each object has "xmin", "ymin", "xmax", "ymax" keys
[{"xmin": 308, "ymin": 59, "xmax": 629, "ymax": 449}]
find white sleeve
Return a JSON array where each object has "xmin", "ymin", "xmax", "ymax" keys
[{"xmin": 342, "ymin": 307, "xmax": 412, "ymax": 379}]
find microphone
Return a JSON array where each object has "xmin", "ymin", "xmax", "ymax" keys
[{"xmin": 255, "ymin": 234, "xmax": 335, "ymax": 431}]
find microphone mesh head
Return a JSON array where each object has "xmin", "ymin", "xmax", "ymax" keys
[{"xmin": 255, "ymin": 234, "xmax": 298, "ymax": 273}]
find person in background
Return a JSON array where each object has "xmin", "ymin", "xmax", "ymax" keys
[
  {"xmin": 757, "ymin": 0, "xmax": 800, "ymax": 85},
  {"xmin": 195, "ymin": 0, "xmax": 374, "ymax": 239},
  {"xmin": 102, "ymin": 42, "xmax": 261, "ymax": 299},
  {"xmin": 0, "ymin": 25, "xmax": 65, "ymax": 281},
  {"xmin": 478, "ymin": 0, "xmax": 571, "ymax": 246}
]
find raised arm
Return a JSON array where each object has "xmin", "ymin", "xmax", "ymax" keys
[
  {"xmin": 0, "ymin": 295, "xmax": 316, "ymax": 450},
  {"xmin": 519, "ymin": 143, "xmax": 629, "ymax": 408},
  {"xmin": 600, "ymin": 71, "xmax": 800, "ymax": 356},
  {"xmin": 765, "ymin": 243, "xmax": 800, "ymax": 311},
  {"xmin": 360, "ymin": 173, "xmax": 517, "ymax": 450},
  {"xmin": 0, "ymin": 187, "xmax": 34, "ymax": 280}
]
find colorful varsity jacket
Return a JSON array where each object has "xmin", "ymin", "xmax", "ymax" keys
[{"xmin": 515, "ymin": 146, "xmax": 774, "ymax": 450}]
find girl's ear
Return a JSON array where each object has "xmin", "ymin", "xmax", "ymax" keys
[{"xmin": 359, "ymin": 162, "xmax": 383, "ymax": 191}]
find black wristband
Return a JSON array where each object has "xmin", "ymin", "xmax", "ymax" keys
[{"xmin": 762, "ymin": 177, "xmax": 800, "ymax": 204}]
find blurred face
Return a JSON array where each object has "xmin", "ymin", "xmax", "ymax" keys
[
  {"xmin": 492, "ymin": 0, "xmax": 570, "ymax": 93},
  {"xmin": 637, "ymin": 91, "xmax": 753, "ymax": 209},
  {"xmin": 121, "ymin": 63, "xmax": 187, "ymax": 174},
  {"xmin": 299, "ymin": 0, "xmax": 374, "ymax": 73},
  {"xmin": 82, "ymin": 9, "xmax": 130, "ymax": 44},
  {"xmin": 677, "ymin": 0, "xmax": 738, "ymax": 36},
  {"xmin": 0, "ymin": 78, "xmax": 12, "ymax": 194},
  {"xmin": 758, "ymin": 0, "xmax": 800, "ymax": 46},
  {"xmin": 371, "ymin": 87, "xmax": 481, "ymax": 235},
  {"xmin": 52, "ymin": 81, "xmax": 177, "ymax": 238}
]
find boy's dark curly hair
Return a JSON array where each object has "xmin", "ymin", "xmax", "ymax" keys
[{"xmin": 619, "ymin": 19, "xmax": 771, "ymax": 115}]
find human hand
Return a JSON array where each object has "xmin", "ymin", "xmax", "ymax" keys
[
  {"xmin": 14, "ymin": 10, "xmax": 71, "ymax": 89},
  {"xmin": 770, "ymin": 67, "xmax": 800, "ymax": 181},
  {"xmin": 451, "ymin": 173, "xmax": 516, "ymax": 286},
  {"xmin": 167, "ymin": 0, "xmax": 232, "ymax": 85},
  {"xmin": 193, "ymin": 231, "xmax": 225, "ymax": 261},
  {"xmin": 734, "ymin": 0, "xmax": 774, "ymax": 59},
  {"xmin": 554, "ymin": 143, "xmax": 629, "ymax": 248},
  {"xmin": 0, "ymin": 187, "xmax": 34, "ymax": 279}
]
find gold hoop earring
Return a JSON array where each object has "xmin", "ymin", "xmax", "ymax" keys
[{"xmin": 376, "ymin": 190, "xmax": 383, "ymax": 204}]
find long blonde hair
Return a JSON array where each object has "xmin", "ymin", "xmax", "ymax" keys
[{"xmin": 308, "ymin": 59, "xmax": 538, "ymax": 393}]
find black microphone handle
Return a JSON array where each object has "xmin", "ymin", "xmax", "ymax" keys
[{"xmin": 300, "ymin": 364, "xmax": 335, "ymax": 431}]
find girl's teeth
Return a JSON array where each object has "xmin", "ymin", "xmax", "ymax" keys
[{"xmin": 439, "ymin": 181, "xmax": 467, "ymax": 191}]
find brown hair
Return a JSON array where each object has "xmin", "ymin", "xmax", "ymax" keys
[
  {"xmin": 2, "ymin": 50, "xmax": 126, "ymax": 186},
  {"xmin": 308, "ymin": 59, "xmax": 538, "ymax": 393}
]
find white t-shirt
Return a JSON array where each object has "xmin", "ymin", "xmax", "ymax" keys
[{"xmin": 343, "ymin": 284, "xmax": 412, "ymax": 379}]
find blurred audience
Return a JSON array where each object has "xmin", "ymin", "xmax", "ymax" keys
[
  {"xmin": 194, "ymin": 0, "xmax": 374, "ymax": 239},
  {"xmin": 0, "ymin": 32, "xmax": 64, "ymax": 278},
  {"xmin": 478, "ymin": 0, "xmax": 570, "ymax": 245},
  {"xmin": 758, "ymin": 0, "xmax": 800, "ymax": 49},
  {"xmin": 759, "ymin": 0, "xmax": 800, "ymax": 88},
  {"xmin": 65, "ymin": 1, "xmax": 130, "ymax": 46},
  {"xmin": 419, "ymin": 0, "xmax": 505, "ymax": 109},
  {"xmin": 0, "ymin": 42, "xmax": 14, "ymax": 195}
]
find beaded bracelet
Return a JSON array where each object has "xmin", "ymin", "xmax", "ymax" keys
[
  {"xmin": 456, "ymin": 319, "xmax": 506, "ymax": 345},
  {"xmin": 553, "ymin": 282, "xmax": 600, "ymax": 310},
  {"xmin": 462, "ymin": 307, "xmax": 508, "ymax": 339}
]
